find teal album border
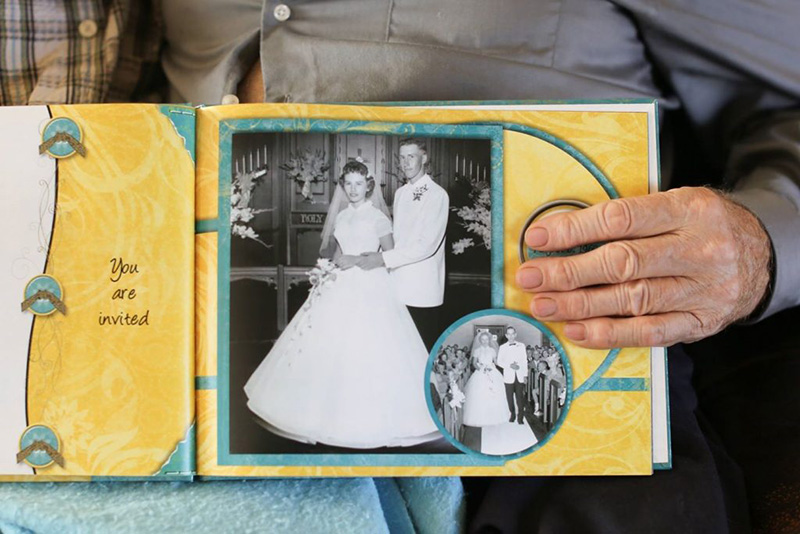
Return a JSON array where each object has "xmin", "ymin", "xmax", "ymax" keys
[
  {"xmin": 207, "ymin": 103, "xmax": 669, "ymax": 472},
  {"xmin": 216, "ymin": 118, "xmax": 505, "ymax": 467}
]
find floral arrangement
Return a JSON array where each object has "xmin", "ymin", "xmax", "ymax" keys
[
  {"xmin": 231, "ymin": 166, "xmax": 272, "ymax": 249},
  {"xmin": 451, "ymin": 178, "xmax": 492, "ymax": 254},
  {"xmin": 279, "ymin": 149, "xmax": 330, "ymax": 202}
]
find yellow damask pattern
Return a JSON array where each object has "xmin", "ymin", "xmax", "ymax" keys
[
  {"xmin": 195, "ymin": 104, "xmax": 655, "ymax": 476},
  {"xmin": 195, "ymin": 233, "xmax": 218, "ymax": 377},
  {"xmin": 26, "ymin": 105, "xmax": 195, "ymax": 477}
]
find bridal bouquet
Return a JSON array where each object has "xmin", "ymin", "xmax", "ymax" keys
[
  {"xmin": 303, "ymin": 259, "xmax": 339, "ymax": 310},
  {"xmin": 448, "ymin": 380, "xmax": 466, "ymax": 410},
  {"xmin": 289, "ymin": 259, "xmax": 339, "ymax": 341}
]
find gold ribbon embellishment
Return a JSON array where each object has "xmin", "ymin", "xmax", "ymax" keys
[
  {"xmin": 21, "ymin": 290, "xmax": 67, "ymax": 314},
  {"xmin": 16, "ymin": 440, "xmax": 65, "ymax": 468},
  {"xmin": 39, "ymin": 131, "xmax": 87, "ymax": 157}
]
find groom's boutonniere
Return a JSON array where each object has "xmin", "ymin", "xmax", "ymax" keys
[{"xmin": 412, "ymin": 184, "xmax": 429, "ymax": 201}]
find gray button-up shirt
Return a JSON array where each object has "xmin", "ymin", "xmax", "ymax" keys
[{"xmin": 162, "ymin": 0, "xmax": 800, "ymax": 319}]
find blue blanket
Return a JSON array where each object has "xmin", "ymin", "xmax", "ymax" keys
[{"xmin": 0, "ymin": 478, "xmax": 464, "ymax": 534}]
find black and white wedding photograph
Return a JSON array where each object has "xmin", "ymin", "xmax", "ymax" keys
[
  {"xmin": 429, "ymin": 313, "xmax": 569, "ymax": 456},
  {"xmin": 227, "ymin": 129, "xmax": 494, "ymax": 455}
]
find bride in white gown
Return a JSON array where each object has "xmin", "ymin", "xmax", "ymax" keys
[
  {"xmin": 244, "ymin": 160, "xmax": 439, "ymax": 448},
  {"xmin": 462, "ymin": 330, "xmax": 538, "ymax": 455},
  {"xmin": 462, "ymin": 332, "xmax": 510, "ymax": 427}
]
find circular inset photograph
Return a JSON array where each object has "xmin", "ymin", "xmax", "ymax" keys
[{"xmin": 427, "ymin": 310, "xmax": 571, "ymax": 457}]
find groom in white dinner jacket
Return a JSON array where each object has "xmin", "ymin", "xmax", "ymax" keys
[
  {"xmin": 497, "ymin": 326, "xmax": 529, "ymax": 424},
  {"xmin": 359, "ymin": 138, "xmax": 449, "ymax": 351}
]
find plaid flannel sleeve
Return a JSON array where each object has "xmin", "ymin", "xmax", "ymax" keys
[{"xmin": 0, "ymin": 0, "xmax": 164, "ymax": 105}]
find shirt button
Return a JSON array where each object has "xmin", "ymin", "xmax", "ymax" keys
[
  {"xmin": 78, "ymin": 19, "xmax": 98, "ymax": 39},
  {"xmin": 273, "ymin": 4, "xmax": 291, "ymax": 22},
  {"xmin": 221, "ymin": 94, "xmax": 240, "ymax": 105}
]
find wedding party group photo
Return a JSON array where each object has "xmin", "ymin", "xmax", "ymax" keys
[
  {"xmin": 226, "ymin": 128, "xmax": 494, "ymax": 455},
  {"xmin": 429, "ymin": 313, "xmax": 569, "ymax": 456}
]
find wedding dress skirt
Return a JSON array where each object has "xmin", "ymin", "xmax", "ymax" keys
[
  {"xmin": 462, "ymin": 368, "xmax": 511, "ymax": 427},
  {"xmin": 244, "ymin": 265, "xmax": 439, "ymax": 448},
  {"xmin": 480, "ymin": 421, "xmax": 538, "ymax": 456}
]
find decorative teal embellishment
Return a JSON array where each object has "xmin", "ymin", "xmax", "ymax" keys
[
  {"xmin": 573, "ymin": 348, "xmax": 621, "ymax": 398},
  {"xmin": 18, "ymin": 425, "xmax": 63, "ymax": 468},
  {"xmin": 195, "ymin": 376, "xmax": 218, "ymax": 390},
  {"xmin": 159, "ymin": 105, "xmax": 196, "ymax": 163},
  {"xmin": 195, "ymin": 219, "xmax": 218, "ymax": 234},
  {"xmin": 157, "ymin": 424, "xmax": 196, "ymax": 476},
  {"xmin": 40, "ymin": 117, "xmax": 85, "ymax": 158},
  {"xmin": 586, "ymin": 377, "xmax": 649, "ymax": 392},
  {"xmin": 22, "ymin": 274, "xmax": 65, "ymax": 316}
]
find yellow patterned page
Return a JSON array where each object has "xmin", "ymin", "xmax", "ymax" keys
[
  {"xmin": 195, "ymin": 103, "xmax": 655, "ymax": 476},
  {"xmin": 20, "ymin": 105, "xmax": 195, "ymax": 478}
]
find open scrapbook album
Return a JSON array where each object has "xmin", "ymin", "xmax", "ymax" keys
[{"xmin": 0, "ymin": 101, "xmax": 668, "ymax": 481}]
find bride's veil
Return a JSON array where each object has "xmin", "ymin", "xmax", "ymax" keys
[
  {"xmin": 319, "ymin": 161, "xmax": 391, "ymax": 257},
  {"xmin": 470, "ymin": 329, "xmax": 500, "ymax": 358}
]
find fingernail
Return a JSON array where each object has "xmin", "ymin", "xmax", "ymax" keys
[
  {"xmin": 516, "ymin": 267, "xmax": 543, "ymax": 289},
  {"xmin": 532, "ymin": 297, "xmax": 557, "ymax": 317},
  {"xmin": 527, "ymin": 227, "xmax": 548, "ymax": 248},
  {"xmin": 564, "ymin": 323, "xmax": 586, "ymax": 341}
]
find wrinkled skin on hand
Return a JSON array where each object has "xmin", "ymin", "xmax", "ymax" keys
[{"xmin": 516, "ymin": 187, "xmax": 772, "ymax": 348}]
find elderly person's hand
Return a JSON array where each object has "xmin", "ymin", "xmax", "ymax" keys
[{"xmin": 516, "ymin": 187, "xmax": 772, "ymax": 348}]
